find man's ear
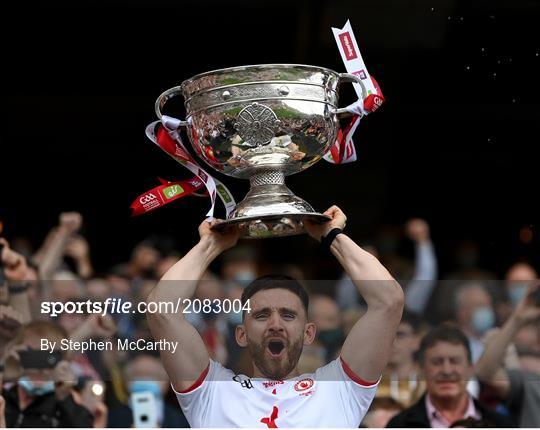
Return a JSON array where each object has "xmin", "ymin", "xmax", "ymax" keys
[
  {"xmin": 235, "ymin": 324, "xmax": 248, "ymax": 347},
  {"xmin": 303, "ymin": 322, "xmax": 317, "ymax": 346}
]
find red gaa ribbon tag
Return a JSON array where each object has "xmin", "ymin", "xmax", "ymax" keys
[
  {"xmin": 362, "ymin": 76, "xmax": 385, "ymax": 114},
  {"xmin": 324, "ymin": 75, "xmax": 385, "ymax": 164},
  {"xmin": 130, "ymin": 177, "xmax": 205, "ymax": 216}
]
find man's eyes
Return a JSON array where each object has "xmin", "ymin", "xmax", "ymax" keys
[
  {"xmin": 430, "ymin": 357, "xmax": 464, "ymax": 365},
  {"xmin": 253, "ymin": 312, "xmax": 295, "ymax": 319}
]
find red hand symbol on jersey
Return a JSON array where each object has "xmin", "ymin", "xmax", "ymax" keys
[{"xmin": 260, "ymin": 406, "xmax": 279, "ymax": 428}]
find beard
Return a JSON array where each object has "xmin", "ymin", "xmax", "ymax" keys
[{"xmin": 247, "ymin": 334, "xmax": 304, "ymax": 380}]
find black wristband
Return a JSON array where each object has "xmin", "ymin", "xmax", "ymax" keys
[{"xmin": 321, "ymin": 228, "xmax": 343, "ymax": 251}]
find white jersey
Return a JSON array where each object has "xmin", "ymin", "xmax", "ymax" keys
[{"xmin": 174, "ymin": 357, "xmax": 379, "ymax": 427}]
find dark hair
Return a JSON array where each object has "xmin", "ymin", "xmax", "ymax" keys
[
  {"xmin": 418, "ymin": 323, "xmax": 472, "ymax": 365},
  {"xmin": 400, "ymin": 310, "xmax": 424, "ymax": 334},
  {"xmin": 241, "ymin": 275, "xmax": 309, "ymax": 319}
]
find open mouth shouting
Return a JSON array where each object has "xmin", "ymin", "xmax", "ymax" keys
[{"xmin": 267, "ymin": 339, "xmax": 286, "ymax": 359}]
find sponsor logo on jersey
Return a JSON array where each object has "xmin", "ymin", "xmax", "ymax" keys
[
  {"xmin": 262, "ymin": 380, "xmax": 284, "ymax": 389},
  {"xmin": 233, "ymin": 374, "xmax": 253, "ymax": 389}
]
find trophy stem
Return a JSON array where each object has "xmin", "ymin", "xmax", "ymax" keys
[
  {"xmin": 249, "ymin": 169, "xmax": 286, "ymax": 187},
  {"xmin": 208, "ymin": 167, "xmax": 330, "ymax": 238}
]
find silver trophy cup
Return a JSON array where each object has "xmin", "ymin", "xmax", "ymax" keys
[{"xmin": 155, "ymin": 64, "xmax": 366, "ymax": 239}]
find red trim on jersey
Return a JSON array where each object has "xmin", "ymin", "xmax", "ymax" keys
[
  {"xmin": 339, "ymin": 356, "xmax": 379, "ymax": 386},
  {"xmin": 177, "ymin": 363, "xmax": 210, "ymax": 393}
]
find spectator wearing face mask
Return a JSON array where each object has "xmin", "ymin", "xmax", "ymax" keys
[
  {"xmin": 475, "ymin": 284, "xmax": 540, "ymax": 427},
  {"xmin": 107, "ymin": 354, "xmax": 189, "ymax": 428},
  {"xmin": 496, "ymin": 262, "xmax": 538, "ymax": 324},
  {"xmin": 220, "ymin": 246, "xmax": 260, "ymax": 369},
  {"xmin": 454, "ymin": 283, "xmax": 496, "ymax": 363},
  {"xmin": 1, "ymin": 321, "xmax": 93, "ymax": 428},
  {"xmin": 220, "ymin": 245, "xmax": 259, "ymax": 286}
]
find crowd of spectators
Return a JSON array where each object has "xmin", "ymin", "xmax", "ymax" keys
[{"xmin": 1, "ymin": 212, "xmax": 539, "ymax": 428}]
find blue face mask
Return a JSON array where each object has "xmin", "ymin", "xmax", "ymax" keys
[
  {"xmin": 233, "ymin": 270, "xmax": 256, "ymax": 284},
  {"xmin": 227, "ymin": 310, "xmax": 243, "ymax": 326},
  {"xmin": 129, "ymin": 381, "xmax": 164, "ymax": 425},
  {"xmin": 18, "ymin": 377, "xmax": 55, "ymax": 396},
  {"xmin": 472, "ymin": 307, "xmax": 496, "ymax": 334},
  {"xmin": 508, "ymin": 284, "xmax": 528, "ymax": 305},
  {"xmin": 129, "ymin": 380, "xmax": 162, "ymax": 397}
]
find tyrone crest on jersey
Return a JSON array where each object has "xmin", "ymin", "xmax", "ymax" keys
[
  {"xmin": 294, "ymin": 378, "xmax": 314, "ymax": 392},
  {"xmin": 232, "ymin": 374, "xmax": 253, "ymax": 389}
]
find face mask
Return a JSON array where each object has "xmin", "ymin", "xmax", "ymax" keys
[
  {"xmin": 18, "ymin": 377, "xmax": 55, "ymax": 396},
  {"xmin": 227, "ymin": 310, "xmax": 243, "ymax": 326},
  {"xmin": 233, "ymin": 270, "xmax": 256, "ymax": 284},
  {"xmin": 472, "ymin": 307, "xmax": 495, "ymax": 334},
  {"xmin": 508, "ymin": 284, "xmax": 528, "ymax": 305},
  {"xmin": 129, "ymin": 381, "xmax": 163, "ymax": 425},
  {"xmin": 318, "ymin": 328, "xmax": 344, "ymax": 351},
  {"xmin": 129, "ymin": 380, "xmax": 162, "ymax": 397}
]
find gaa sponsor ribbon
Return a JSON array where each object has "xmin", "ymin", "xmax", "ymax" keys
[
  {"xmin": 142, "ymin": 116, "xmax": 236, "ymax": 218},
  {"xmin": 130, "ymin": 177, "xmax": 206, "ymax": 216},
  {"xmin": 324, "ymin": 19, "xmax": 385, "ymax": 164}
]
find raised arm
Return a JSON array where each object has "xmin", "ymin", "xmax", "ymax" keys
[
  {"xmin": 305, "ymin": 206, "xmax": 404, "ymax": 382},
  {"xmin": 146, "ymin": 219, "xmax": 239, "ymax": 392},
  {"xmin": 403, "ymin": 218, "xmax": 438, "ymax": 314},
  {"xmin": 475, "ymin": 284, "xmax": 540, "ymax": 398},
  {"xmin": 38, "ymin": 212, "xmax": 83, "ymax": 283},
  {"xmin": 0, "ymin": 238, "xmax": 32, "ymax": 324}
]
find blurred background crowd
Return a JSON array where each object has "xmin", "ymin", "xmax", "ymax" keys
[{"xmin": 1, "ymin": 211, "xmax": 539, "ymax": 428}]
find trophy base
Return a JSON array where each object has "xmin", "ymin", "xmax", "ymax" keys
[
  {"xmin": 211, "ymin": 212, "xmax": 331, "ymax": 239},
  {"xmin": 210, "ymin": 169, "xmax": 331, "ymax": 239}
]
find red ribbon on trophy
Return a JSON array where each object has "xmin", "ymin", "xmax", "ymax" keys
[
  {"xmin": 130, "ymin": 177, "xmax": 206, "ymax": 216},
  {"xmin": 324, "ymin": 19, "xmax": 386, "ymax": 165},
  {"xmin": 130, "ymin": 119, "xmax": 236, "ymax": 218}
]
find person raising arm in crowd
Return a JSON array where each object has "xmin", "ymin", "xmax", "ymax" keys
[{"xmin": 475, "ymin": 284, "xmax": 540, "ymax": 427}]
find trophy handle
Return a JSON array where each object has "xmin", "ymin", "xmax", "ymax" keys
[
  {"xmin": 154, "ymin": 86, "xmax": 188, "ymax": 127},
  {"xmin": 335, "ymin": 73, "xmax": 368, "ymax": 118}
]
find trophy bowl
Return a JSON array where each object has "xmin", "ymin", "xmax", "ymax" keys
[{"xmin": 155, "ymin": 64, "xmax": 366, "ymax": 239}]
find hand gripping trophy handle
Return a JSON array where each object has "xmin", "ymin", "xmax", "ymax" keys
[{"xmin": 151, "ymin": 65, "xmax": 368, "ymax": 238}]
